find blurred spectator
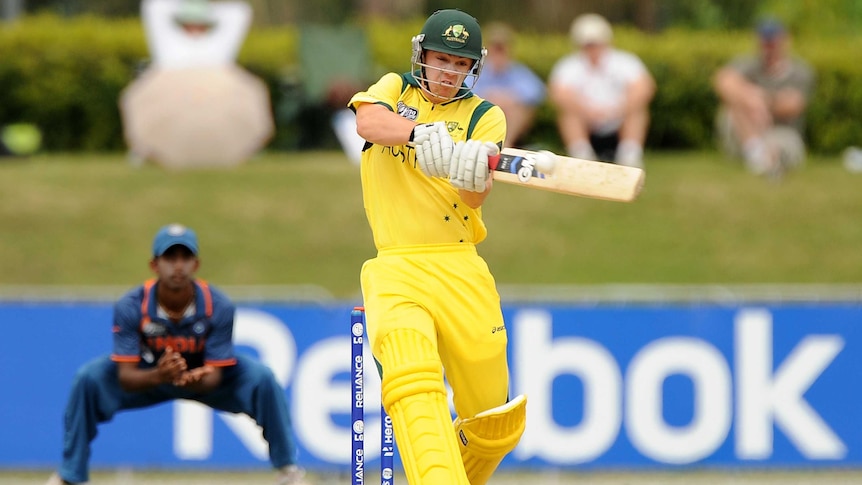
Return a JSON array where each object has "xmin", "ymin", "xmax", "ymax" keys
[
  {"xmin": 713, "ymin": 18, "xmax": 815, "ymax": 177},
  {"xmin": 122, "ymin": 0, "xmax": 273, "ymax": 169},
  {"xmin": 548, "ymin": 13, "xmax": 655, "ymax": 168},
  {"xmin": 142, "ymin": 0, "xmax": 252, "ymax": 69},
  {"xmin": 472, "ymin": 22, "xmax": 546, "ymax": 147}
]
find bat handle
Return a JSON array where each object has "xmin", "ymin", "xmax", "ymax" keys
[{"xmin": 488, "ymin": 153, "xmax": 500, "ymax": 170}]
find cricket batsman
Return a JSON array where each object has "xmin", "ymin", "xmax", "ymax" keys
[{"xmin": 348, "ymin": 9, "xmax": 527, "ymax": 484}]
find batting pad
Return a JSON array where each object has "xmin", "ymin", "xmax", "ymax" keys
[
  {"xmin": 454, "ymin": 394, "xmax": 527, "ymax": 485},
  {"xmin": 378, "ymin": 329, "xmax": 470, "ymax": 485}
]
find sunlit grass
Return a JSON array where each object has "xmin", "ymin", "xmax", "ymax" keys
[{"xmin": 0, "ymin": 150, "xmax": 859, "ymax": 298}]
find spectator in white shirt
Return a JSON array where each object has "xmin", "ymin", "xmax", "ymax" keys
[{"xmin": 548, "ymin": 13, "xmax": 655, "ymax": 168}]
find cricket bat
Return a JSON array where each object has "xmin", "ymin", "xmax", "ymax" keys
[{"xmin": 488, "ymin": 147, "xmax": 645, "ymax": 202}]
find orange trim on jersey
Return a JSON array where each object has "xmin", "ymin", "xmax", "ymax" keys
[
  {"xmin": 206, "ymin": 358, "xmax": 237, "ymax": 367},
  {"xmin": 196, "ymin": 279, "xmax": 213, "ymax": 317},
  {"xmin": 140, "ymin": 278, "xmax": 157, "ymax": 332},
  {"xmin": 111, "ymin": 354, "xmax": 141, "ymax": 363}
]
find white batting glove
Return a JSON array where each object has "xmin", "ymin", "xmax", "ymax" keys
[
  {"xmin": 412, "ymin": 122, "xmax": 453, "ymax": 178},
  {"xmin": 449, "ymin": 140, "xmax": 499, "ymax": 192}
]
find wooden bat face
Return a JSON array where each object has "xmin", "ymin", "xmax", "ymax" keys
[{"xmin": 489, "ymin": 148, "xmax": 645, "ymax": 202}]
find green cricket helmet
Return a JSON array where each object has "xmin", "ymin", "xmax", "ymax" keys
[{"xmin": 411, "ymin": 9, "xmax": 487, "ymax": 100}]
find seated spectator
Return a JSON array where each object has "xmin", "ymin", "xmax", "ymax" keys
[
  {"xmin": 123, "ymin": 0, "xmax": 272, "ymax": 169},
  {"xmin": 548, "ymin": 13, "xmax": 655, "ymax": 168},
  {"xmin": 471, "ymin": 22, "xmax": 546, "ymax": 147},
  {"xmin": 713, "ymin": 18, "xmax": 815, "ymax": 177}
]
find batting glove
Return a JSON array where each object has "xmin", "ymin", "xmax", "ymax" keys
[
  {"xmin": 412, "ymin": 122, "xmax": 453, "ymax": 178},
  {"xmin": 449, "ymin": 140, "xmax": 499, "ymax": 192}
]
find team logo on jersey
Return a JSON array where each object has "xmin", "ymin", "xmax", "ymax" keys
[
  {"xmin": 442, "ymin": 24, "xmax": 470, "ymax": 46},
  {"xmin": 397, "ymin": 101, "xmax": 418, "ymax": 121},
  {"xmin": 193, "ymin": 321, "xmax": 207, "ymax": 335}
]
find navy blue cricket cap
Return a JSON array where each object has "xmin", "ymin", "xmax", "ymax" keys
[
  {"xmin": 757, "ymin": 18, "xmax": 785, "ymax": 40},
  {"xmin": 152, "ymin": 223, "xmax": 199, "ymax": 257}
]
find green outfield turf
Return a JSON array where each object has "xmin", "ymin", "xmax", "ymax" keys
[{"xmin": 0, "ymin": 150, "xmax": 860, "ymax": 298}]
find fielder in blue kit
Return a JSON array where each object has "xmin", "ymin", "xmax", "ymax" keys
[{"xmin": 46, "ymin": 224, "xmax": 310, "ymax": 485}]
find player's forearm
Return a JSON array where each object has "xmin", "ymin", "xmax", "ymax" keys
[
  {"xmin": 355, "ymin": 104, "xmax": 415, "ymax": 146},
  {"xmin": 459, "ymin": 179, "xmax": 492, "ymax": 209},
  {"xmin": 179, "ymin": 371, "xmax": 221, "ymax": 394}
]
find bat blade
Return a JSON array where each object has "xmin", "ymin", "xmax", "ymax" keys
[{"xmin": 489, "ymin": 147, "xmax": 645, "ymax": 202}]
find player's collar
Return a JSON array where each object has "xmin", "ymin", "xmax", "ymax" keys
[{"xmin": 143, "ymin": 279, "xmax": 213, "ymax": 322}]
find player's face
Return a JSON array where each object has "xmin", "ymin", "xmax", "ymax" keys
[
  {"xmin": 422, "ymin": 50, "xmax": 474, "ymax": 101},
  {"xmin": 151, "ymin": 245, "xmax": 199, "ymax": 290}
]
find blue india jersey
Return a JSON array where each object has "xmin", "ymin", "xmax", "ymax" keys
[{"xmin": 110, "ymin": 279, "xmax": 237, "ymax": 370}]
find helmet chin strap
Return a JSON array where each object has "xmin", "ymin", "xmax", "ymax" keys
[
  {"xmin": 410, "ymin": 39, "xmax": 487, "ymax": 102},
  {"xmin": 414, "ymin": 61, "xmax": 475, "ymax": 101}
]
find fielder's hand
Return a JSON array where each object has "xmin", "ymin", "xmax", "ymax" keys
[
  {"xmin": 157, "ymin": 346, "xmax": 187, "ymax": 384},
  {"xmin": 173, "ymin": 365, "xmax": 215, "ymax": 387},
  {"xmin": 449, "ymin": 140, "xmax": 499, "ymax": 192},
  {"xmin": 412, "ymin": 121, "xmax": 453, "ymax": 178}
]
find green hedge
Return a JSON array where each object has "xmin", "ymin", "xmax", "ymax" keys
[
  {"xmin": 0, "ymin": 14, "xmax": 296, "ymax": 151},
  {"xmin": 1, "ymin": 15, "xmax": 859, "ymax": 154},
  {"xmin": 0, "ymin": 15, "xmax": 145, "ymax": 150}
]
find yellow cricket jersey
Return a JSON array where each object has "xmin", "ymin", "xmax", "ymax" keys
[{"xmin": 348, "ymin": 72, "xmax": 506, "ymax": 250}]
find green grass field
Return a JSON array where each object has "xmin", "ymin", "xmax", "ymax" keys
[{"xmin": 0, "ymin": 150, "xmax": 860, "ymax": 300}]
